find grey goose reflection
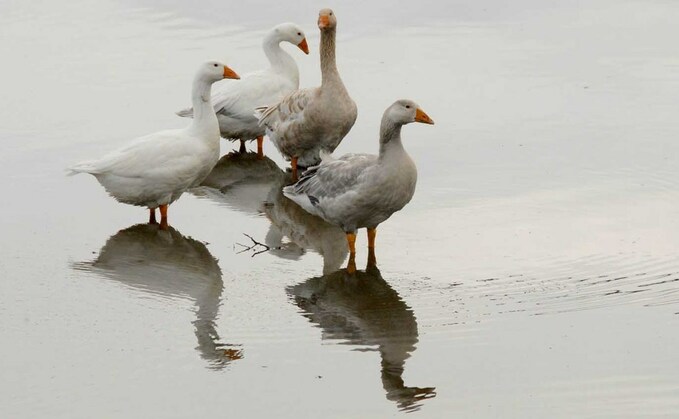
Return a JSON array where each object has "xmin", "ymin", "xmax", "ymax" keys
[
  {"xmin": 73, "ymin": 224, "xmax": 242, "ymax": 370},
  {"xmin": 287, "ymin": 264, "xmax": 436, "ymax": 412},
  {"xmin": 263, "ymin": 174, "xmax": 348, "ymax": 274},
  {"xmin": 196, "ymin": 152, "xmax": 349, "ymax": 273}
]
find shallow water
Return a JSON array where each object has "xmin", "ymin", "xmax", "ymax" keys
[{"xmin": 2, "ymin": 0, "xmax": 679, "ymax": 417}]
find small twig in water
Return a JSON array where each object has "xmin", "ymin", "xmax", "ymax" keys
[{"xmin": 235, "ymin": 233, "xmax": 271, "ymax": 257}]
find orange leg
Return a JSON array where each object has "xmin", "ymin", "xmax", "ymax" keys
[
  {"xmin": 367, "ymin": 228, "xmax": 377, "ymax": 249},
  {"xmin": 367, "ymin": 228, "xmax": 377, "ymax": 268},
  {"xmin": 291, "ymin": 156, "xmax": 299, "ymax": 181},
  {"xmin": 346, "ymin": 233, "xmax": 357, "ymax": 273},
  {"xmin": 256, "ymin": 136, "xmax": 264, "ymax": 158},
  {"xmin": 346, "ymin": 232, "xmax": 357, "ymax": 254},
  {"xmin": 149, "ymin": 208, "xmax": 157, "ymax": 224},
  {"xmin": 159, "ymin": 204, "xmax": 169, "ymax": 230}
]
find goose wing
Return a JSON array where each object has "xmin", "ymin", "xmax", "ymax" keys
[
  {"xmin": 283, "ymin": 153, "xmax": 377, "ymax": 209},
  {"xmin": 256, "ymin": 87, "xmax": 317, "ymax": 132}
]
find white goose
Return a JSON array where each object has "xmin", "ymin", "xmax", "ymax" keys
[
  {"xmin": 69, "ymin": 61, "xmax": 240, "ymax": 229},
  {"xmin": 257, "ymin": 9, "xmax": 357, "ymax": 180},
  {"xmin": 177, "ymin": 23, "xmax": 309, "ymax": 157},
  {"xmin": 283, "ymin": 100, "xmax": 434, "ymax": 268}
]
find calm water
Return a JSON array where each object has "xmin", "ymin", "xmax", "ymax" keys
[{"xmin": 2, "ymin": 0, "xmax": 679, "ymax": 417}]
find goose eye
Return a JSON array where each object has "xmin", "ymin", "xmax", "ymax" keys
[
  {"xmin": 213, "ymin": 63, "xmax": 218, "ymax": 67},
  {"xmin": 297, "ymin": 32, "xmax": 301, "ymax": 36},
  {"xmin": 405, "ymin": 105, "xmax": 411, "ymax": 109}
]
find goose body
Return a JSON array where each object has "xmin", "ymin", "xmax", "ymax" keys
[
  {"xmin": 178, "ymin": 23, "xmax": 308, "ymax": 155},
  {"xmin": 257, "ymin": 9, "xmax": 357, "ymax": 178},
  {"xmin": 69, "ymin": 61, "xmax": 240, "ymax": 227},
  {"xmin": 283, "ymin": 100, "xmax": 434, "ymax": 266}
]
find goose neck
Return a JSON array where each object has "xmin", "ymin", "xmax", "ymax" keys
[
  {"xmin": 263, "ymin": 32, "xmax": 299, "ymax": 84},
  {"xmin": 320, "ymin": 28, "xmax": 341, "ymax": 85},
  {"xmin": 379, "ymin": 118, "xmax": 405, "ymax": 157},
  {"xmin": 190, "ymin": 75, "xmax": 218, "ymax": 129}
]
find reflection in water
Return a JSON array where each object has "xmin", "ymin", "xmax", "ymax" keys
[
  {"xmin": 196, "ymin": 151, "xmax": 348, "ymax": 273},
  {"xmin": 73, "ymin": 224, "xmax": 241, "ymax": 370},
  {"xmin": 194, "ymin": 151, "xmax": 285, "ymax": 214},
  {"xmin": 263, "ymin": 174, "xmax": 349, "ymax": 274},
  {"xmin": 288, "ymin": 265, "xmax": 436, "ymax": 412}
]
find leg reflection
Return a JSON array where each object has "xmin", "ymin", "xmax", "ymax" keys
[{"xmin": 149, "ymin": 208, "xmax": 157, "ymax": 224}]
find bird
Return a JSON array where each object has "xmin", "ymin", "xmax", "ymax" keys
[
  {"xmin": 69, "ymin": 61, "xmax": 240, "ymax": 229},
  {"xmin": 256, "ymin": 8, "xmax": 357, "ymax": 180},
  {"xmin": 282, "ymin": 100, "xmax": 434, "ymax": 271},
  {"xmin": 177, "ymin": 23, "xmax": 309, "ymax": 158}
]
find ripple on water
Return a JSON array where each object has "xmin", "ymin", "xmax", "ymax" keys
[{"xmin": 391, "ymin": 253, "xmax": 679, "ymax": 337}]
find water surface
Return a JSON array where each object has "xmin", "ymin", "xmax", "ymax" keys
[{"xmin": 2, "ymin": 0, "xmax": 679, "ymax": 417}]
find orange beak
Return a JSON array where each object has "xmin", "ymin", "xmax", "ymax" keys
[
  {"xmin": 415, "ymin": 108, "xmax": 434, "ymax": 125},
  {"xmin": 318, "ymin": 15, "xmax": 330, "ymax": 29},
  {"xmin": 297, "ymin": 38, "xmax": 309, "ymax": 54},
  {"xmin": 223, "ymin": 65, "xmax": 240, "ymax": 80}
]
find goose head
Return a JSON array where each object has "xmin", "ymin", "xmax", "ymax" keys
[
  {"xmin": 318, "ymin": 8, "xmax": 337, "ymax": 31},
  {"xmin": 273, "ymin": 23, "xmax": 309, "ymax": 55},
  {"xmin": 387, "ymin": 100, "xmax": 435, "ymax": 126},
  {"xmin": 198, "ymin": 61, "xmax": 240, "ymax": 83}
]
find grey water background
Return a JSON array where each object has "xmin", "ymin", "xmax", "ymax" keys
[{"xmin": 2, "ymin": 0, "xmax": 679, "ymax": 417}]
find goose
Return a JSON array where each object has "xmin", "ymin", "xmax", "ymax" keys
[
  {"xmin": 177, "ymin": 23, "xmax": 309, "ymax": 157},
  {"xmin": 69, "ymin": 61, "xmax": 239, "ymax": 229},
  {"xmin": 257, "ymin": 8, "xmax": 357, "ymax": 180},
  {"xmin": 283, "ymin": 100, "xmax": 434, "ymax": 268}
]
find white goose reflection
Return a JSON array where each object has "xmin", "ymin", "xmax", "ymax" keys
[
  {"xmin": 196, "ymin": 152, "xmax": 348, "ymax": 273},
  {"xmin": 73, "ymin": 223, "xmax": 242, "ymax": 370},
  {"xmin": 194, "ymin": 151, "xmax": 284, "ymax": 215},
  {"xmin": 287, "ymin": 264, "xmax": 436, "ymax": 412}
]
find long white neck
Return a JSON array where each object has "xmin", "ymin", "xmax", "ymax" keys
[
  {"xmin": 263, "ymin": 32, "xmax": 299, "ymax": 86},
  {"xmin": 189, "ymin": 74, "xmax": 218, "ymax": 133}
]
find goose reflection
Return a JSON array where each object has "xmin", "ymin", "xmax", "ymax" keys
[
  {"xmin": 263, "ymin": 174, "xmax": 348, "ymax": 273},
  {"xmin": 193, "ymin": 151, "xmax": 284, "ymax": 215},
  {"xmin": 287, "ymin": 264, "xmax": 436, "ymax": 412},
  {"xmin": 73, "ymin": 223, "xmax": 241, "ymax": 370},
  {"xmin": 196, "ymin": 151, "xmax": 348, "ymax": 273}
]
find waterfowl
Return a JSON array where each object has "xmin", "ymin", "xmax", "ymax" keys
[
  {"xmin": 69, "ymin": 61, "xmax": 239, "ymax": 229},
  {"xmin": 283, "ymin": 100, "xmax": 434, "ymax": 269},
  {"xmin": 257, "ymin": 8, "xmax": 357, "ymax": 180},
  {"xmin": 178, "ymin": 23, "xmax": 309, "ymax": 157}
]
